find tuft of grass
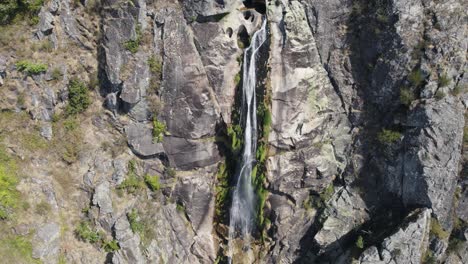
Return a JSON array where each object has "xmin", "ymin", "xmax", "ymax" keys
[
  {"xmin": 15, "ymin": 60, "xmax": 47, "ymax": 75},
  {"xmin": 35, "ymin": 200, "xmax": 51, "ymax": 216},
  {"xmin": 118, "ymin": 161, "xmax": 144, "ymax": 194},
  {"xmin": 103, "ymin": 239, "xmax": 120, "ymax": 252},
  {"xmin": 438, "ymin": 74, "xmax": 451, "ymax": 87},
  {"xmin": 51, "ymin": 67, "xmax": 63, "ymax": 81},
  {"xmin": 408, "ymin": 69, "xmax": 424, "ymax": 87},
  {"xmin": 144, "ymin": 174, "xmax": 160, "ymax": 192},
  {"xmin": 152, "ymin": 118, "xmax": 166, "ymax": 143},
  {"xmin": 0, "ymin": 146, "xmax": 19, "ymax": 220},
  {"xmin": 355, "ymin": 235, "xmax": 364, "ymax": 249},
  {"xmin": 0, "ymin": 235, "xmax": 41, "ymax": 264},
  {"xmin": 430, "ymin": 218, "xmax": 450, "ymax": 240},
  {"xmin": 65, "ymin": 79, "xmax": 91, "ymax": 116},
  {"xmin": 234, "ymin": 73, "xmax": 241, "ymax": 85},
  {"xmin": 377, "ymin": 129, "xmax": 402, "ymax": 144},
  {"xmin": 123, "ymin": 25, "xmax": 141, "ymax": 53},
  {"xmin": 127, "ymin": 209, "xmax": 143, "ymax": 233},
  {"xmin": 400, "ymin": 86, "xmax": 415, "ymax": 106},
  {"xmin": 75, "ymin": 221, "xmax": 101, "ymax": 243},
  {"xmin": 0, "ymin": 0, "xmax": 44, "ymax": 25},
  {"xmin": 434, "ymin": 90, "xmax": 446, "ymax": 100}
]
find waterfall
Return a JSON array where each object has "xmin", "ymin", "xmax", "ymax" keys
[{"xmin": 228, "ymin": 18, "xmax": 267, "ymax": 263}]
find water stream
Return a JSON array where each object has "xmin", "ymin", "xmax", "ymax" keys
[{"xmin": 228, "ymin": 18, "xmax": 267, "ymax": 263}]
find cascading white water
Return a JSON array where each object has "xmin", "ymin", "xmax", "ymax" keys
[{"xmin": 228, "ymin": 18, "xmax": 267, "ymax": 263}]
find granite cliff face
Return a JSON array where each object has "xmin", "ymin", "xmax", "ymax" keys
[{"xmin": 0, "ymin": 0, "xmax": 466, "ymax": 263}]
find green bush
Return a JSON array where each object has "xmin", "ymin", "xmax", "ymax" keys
[
  {"xmin": 123, "ymin": 25, "xmax": 141, "ymax": 53},
  {"xmin": 400, "ymin": 86, "xmax": 415, "ymax": 106},
  {"xmin": 148, "ymin": 56, "xmax": 162, "ymax": 75},
  {"xmin": 152, "ymin": 118, "xmax": 166, "ymax": 143},
  {"xmin": 0, "ymin": 235, "xmax": 41, "ymax": 264},
  {"xmin": 377, "ymin": 129, "xmax": 402, "ymax": 144},
  {"xmin": 144, "ymin": 174, "xmax": 160, "ymax": 191},
  {"xmin": 118, "ymin": 175, "xmax": 144, "ymax": 194},
  {"xmin": 103, "ymin": 239, "xmax": 120, "ymax": 252},
  {"xmin": 434, "ymin": 90, "xmax": 446, "ymax": 100},
  {"xmin": 15, "ymin": 60, "xmax": 47, "ymax": 75},
  {"xmin": 355, "ymin": 235, "xmax": 364, "ymax": 249},
  {"xmin": 234, "ymin": 73, "xmax": 241, "ymax": 85},
  {"xmin": 127, "ymin": 209, "xmax": 143, "ymax": 233},
  {"xmin": 66, "ymin": 79, "xmax": 91, "ymax": 116},
  {"xmin": 75, "ymin": 221, "xmax": 101, "ymax": 243},
  {"xmin": 0, "ymin": 0, "xmax": 43, "ymax": 25}
]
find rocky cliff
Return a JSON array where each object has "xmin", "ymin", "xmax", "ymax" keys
[{"xmin": 0, "ymin": 0, "xmax": 466, "ymax": 263}]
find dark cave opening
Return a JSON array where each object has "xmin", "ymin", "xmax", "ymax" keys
[{"xmin": 243, "ymin": 0, "xmax": 266, "ymax": 14}]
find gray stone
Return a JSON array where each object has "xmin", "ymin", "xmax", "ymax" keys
[
  {"xmin": 32, "ymin": 222, "xmax": 60, "ymax": 263},
  {"xmin": 36, "ymin": 8, "xmax": 55, "ymax": 40},
  {"xmin": 125, "ymin": 123, "xmax": 164, "ymax": 157},
  {"xmin": 113, "ymin": 216, "xmax": 145, "ymax": 264},
  {"xmin": 163, "ymin": 136, "xmax": 221, "ymax": 170},
  {"xmin": 92, "ymin": 181, "xmax": 113, "ymax": 215}
]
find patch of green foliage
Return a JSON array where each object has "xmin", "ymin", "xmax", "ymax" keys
[
  {"xmin": 422, "ymin": 249, "xmax": 436, "ymax": 264},
  {"xmin": 226, "ymin": 124, "xmax": 243, "ymax": 154},
  {"xmin": 0, "ymin": 0, "xmax": 44, "ymax": 25},
  {"xmin": 75, "ymin": 221, "xmax": 101, "ymax": 243},
  {"xmin": 66, "ymin": 79, "xmax": 91, "ymax": 116},
  {"xmin": 0, "ymin": 235, "xmax": 41, "ymax": 264},
  {"xmin": 234, "ymin": 73, "xmax": 241, "ymax": 85},
  {"xmin": 127, "ymin": 209, "xmax": 144, "ymax": 234},
  {"xmin": 103, "ymin": 239, "xmax": 120, "ymax": 252},
  {"xmin": 144, "ymin": 174, "xmax": 160, "ymax": 192},
  {"xmin": 176, "ymin": 203, "xmax": 185, "ymax": 213},
  {"xmin": 15, "ymin": 60, "xmax": 47, "ymax": 75},
  {"xmin": 0, "ymin": 146, "xmax": 19, "ymax": 220},
  {"xmin": 355, "ymin": 235, "xmax": 364, "ymax": 249},
  {"xmin": 165, "ymin": 167, "xmax": 176, "ymax": 177},
  {"xmin": 303, "ymin": 183, "xmax": 335, "ymax": 210},
  {"xmin": 430, "ymin": 217, "xmax": 450, "ymax": 240},
  {"xmin": 400, "ymin": 86, "xmax": 415, "ymax": 106},
  {"xmin": 51, "ymin": 67, "xmax": 63, "ymax": 81},
  {"xmin": 408, "ymin": 68, "xmax": 424, "ymax": 87},
  {"xmin": 438, "ymin": 74, "xmax": 451, "ymax": 87},
  {"xmin": 215, "ymin": 162, "xmax": 230, "ymax": 220},
  {"xmin": 377, "ymin": 129, "xmax": 402, "ymax": 144},
  {"xmin": 124, "ymin": 25, "xmax": 141, "ymax": 53},
  {"xmin": 118, "ymin": 160, "xmax": 144, "ymax": 194},
  {"xmin": 152, "ymin": 118, "xmax": 166, "ymax": 143}
]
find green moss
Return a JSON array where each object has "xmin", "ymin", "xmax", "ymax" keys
[
  {"xmin": 152, "ymin": 118, "xmax": 166, "ymax": 143},
  {"xmin": 15, "ymin": 60, "xmax": 47, "ymax": 75},
  {"xmin": 227, "ymin": 124, "xmax": 243, "ymax": 154},
  {"xmin": 144, "ymin": 174, "xmax": 160, "ymax": 192},
  {"xmin": 377, "ymin": 129, "xmax": 402, "ymax": 144},
  {"xmin": 355, "ymin": 235, "xmax": 364, "ymax": 249},
  {"xmin": 234, "ymin": 73, "xmax": 241, "ymax": 85},
  {"xmin": 75, "ymin": 221, "xmax": 101, "ymax": 243},
  {"xmin": 422, "ymin": 250, "xmax": 436, "ymax": 264},
  {"xmin": 65, "ymin": 79, "xmax": 91, "ymax": 116},
  {"xmin": 118, "ymin": 161, "xmax": 144, "ymax": 194},
  {"xmin": 165, "ymin": 167, "xmax": 176, "ymax": 177},
  {"xmin": 430, "ymin": 218, "xmax": 450, "ymax": 240},
  {"xmin": 176, "ymin": 203, "xmax": 185, "ymax": 213}
]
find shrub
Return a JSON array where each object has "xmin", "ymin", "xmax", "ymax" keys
[
  {"xmin": 355, "ymin": 235, "xmax": 364, "ymax": 249},
  {"xmin": 451, "ymin": 85, "xmax": 464, "ymax": 96},
  {"xmin": 148, "ymin": 56, "xmax": 162, "ymax": 75},
  {"xmin": 0, "ymin": 235, "xmax": 40, "ymax": 264},
  {"xmin": 144, "ymin": 174, "xmax": 160, "ymax": 191},
  {"xmin": 75, "ymin": 221, "xmax": 101, "ymax": 243},
  {"xmin": 176, "ymin": 203, "xmax": 185, "ymax": 212},
  {"xmin": 118, "ymin": 175, "xmax": 144, "ymax": 194},
  {"xmin": 66, "ymin": 79, "xmax": 91, "ymax": 116},
  {"xmin": 438, "ymin": 74, "xmax": 451, "ymax": 87},
  {"xmin": 123, "ymin": 25, "xmax": 141, "ymax": 53},
  {"xmin": 377, "ymin": 129, "xmax": 402, "ymax": 144},
  {"xmin": 408, "ymin": 69, "xmax": 424, "ymax": 87},
  {"xmin": 152, "ymin": 118, "xmax": 166, "ymax": 143},
  {"xmin": 234, "ymin": 73, "xmax": 241, "ymax": 85},
  {"xmin": 103, "ymin": 239, "xmax": 120, "ymax": 252},
  {"xmin": 16, "ymin": 60, "xmax": 47, "ymax": 75},
  {"xmin": 0, "ymin": 0, "xmax": 43, "ymax": 25},
  {"xmin": 400, "ymin": 86, "xmax": 415, "ymax": 106},
  {"xmin": 127, "ymin": 209, "xmax": 143, "ymax": 233}
]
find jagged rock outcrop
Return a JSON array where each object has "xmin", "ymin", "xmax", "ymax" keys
[{"xmin": 359, "ymin": 208, "xmax": 431, "ymax": 264}]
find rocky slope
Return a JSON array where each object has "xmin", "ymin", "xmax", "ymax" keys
[{"xmin": 0, "ymin": 0, "xmax": 466, "ymax": 263}]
